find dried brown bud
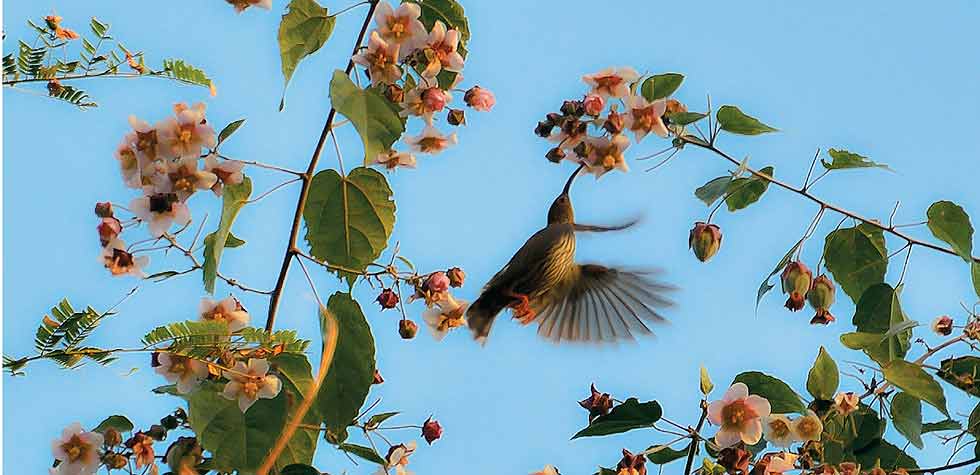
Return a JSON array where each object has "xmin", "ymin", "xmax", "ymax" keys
[
  {"xmin": 535, "ymin": 121, "xmax": 555, "ymax": 138},
  {"xmin": 717, "ymin": 446, "xmax": 751, "ymax": 474},
  {"xmin": 422, "ymin": 417, "xmax": 443, "ymax": 444},
  {"xmin": 603, "ymin": 110, "xmax": 625, "ymax": 135},
  {"xmin": 689, "ymin": 222, "xmax": 722, "ymax": 262},
  {"xmin": 615, "ymin": 449, "xmax": 647, "ymax": 475},
  {"xmin": 103, "ymin": 453, "xmax": 129, "ymax": 470},
  {"xmin": 47, "ymin": 79, "xmax": 64, "ymax": 96},
  {"xmin": 376, "ymin": 289, "xmax": 399, "ymax": 310},
  {"xmin": 446, "ymin": 267, "xmax": 465, "ymax": 287},
  {"xmin": 146, "ymin": 424, "xmax": 167, "ymax": 441},
  {"xmin": 95, "ymin": 202, "xmax": 114, "ymax": 218},
  {"xmin": 447, "ymin": 108, "xmax": 466, "ymax": 126},
  {"xmin": 385, "ymin": 84, "xmax": 405, "ymax": 104},
  {"xmin": 578, "ymin": 384, "xmax": 613, "ymax": 422},
  {"xmin": 931, "ymin": 315, "xmax": 954, "ymax": 336},
  {"xmin": 573, "ymin": 141, "xmax": 593, "ymax": 160},
  {"xmin": 103, "ymin": 427, "xmax": 123, "ymax": 447},
  {"xmin": 399, "ymin": 319, "xmax": 418, "ymax": 339},
  {"xmin": 160, "ymin": 414, "xmax": 180, "ymax": 431},
  {"xmin": 545, "ymin": 147, "xmax": 566, "ymax": 163},
  {"xmin": 373, "ymin": 369, "xmax": 384, "ymax": 385},
  {"xmin": 560, "ymin": 100, "xmax": 585, "ymax": 117}
]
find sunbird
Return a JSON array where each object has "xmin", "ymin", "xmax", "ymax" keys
[{"xmin": 466, "ymin": 165, "xmax": 673, "ymax": 344}]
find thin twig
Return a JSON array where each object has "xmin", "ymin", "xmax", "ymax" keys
[{"xmin": 683, "ymin": 401, "xmax": 709, "ymax": 475}]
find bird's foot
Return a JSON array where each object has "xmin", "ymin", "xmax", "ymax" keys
[{"xmin": 505, "ymin": 291, "xmax": 536, "ymax": 325}]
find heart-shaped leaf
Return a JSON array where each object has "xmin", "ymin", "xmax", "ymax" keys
[
  {"xmin": 572, "ymin": 398, "xmax": 662, "ymax": 439},
  {"xmin": 716, "ymin": 105, "xmax": 777, "ymax": 135}
]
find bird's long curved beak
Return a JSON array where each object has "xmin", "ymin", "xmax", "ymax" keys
[{"xmin": 562, "ymin": 163, "xmax": 586, "ymax": 195}]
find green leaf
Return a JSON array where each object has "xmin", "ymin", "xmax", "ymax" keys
[
  {"xmin": 890, "ymin": 392, "xmax": 923, "ymax": 449},
  {"xmin": 968, "ymin": 403, "xmax": 980, "ymax": 436},
  {"xmin": 94, "ymin": 415, "xmax": 134, "ymax": 434},
  {"xmin": 756, "ymin": 238, "xmax": 804, "ymax": 310},
  {"xmin": 203, "ymin": 177, "xmax": 251, "ymax": 293},
  {"xmin": 303, "ymin": 168, "xmax": 395, "ymax": 284},
  {"xmin": 339, "ymin": 443, "xmax": 386, "ymax": 465},
  {"xmin": 571, "ymin": 398, "xmax": 662, "ymax": 439},
  {"xmin": 927, "ymin": 200, "xmax": 974, "ymax": 262},
  {"xmin": 853, "ymin": 439, "xmax": 918, "ymax": 471},
  {"xmin": 806, "ymin": 346, "xmax": 839, "ymax": 401},
  {"xmin": 330, "ymin": 73, "xmax": 404, "ymax": 165},
  {"xmin": 849, "ymin": 283, "xmax": 911, "ymax": 364},
  {"xmin": 694, "ymin": 176, "xmax": 732, "ymax": 206},
  {"xmin": 318, "ymin": 293, "xmax": 376, "ymax": 441},
  {"xmin": 725, "ymin": 167, "xmax": 774, "ymax": 212},
  {"xmin": 366, "ymin": 411, "xmax": 399, "ymax": 428},
  {"xmin": 732, "ymin": 372, "xmax": 806, "ymax": 414},
  {"xmin": 823, "ymin": 224, "xmax": 888, "ymax": 303},
  {"xmin": 640, "ymin": 73, "xmax": 684, "ymax": 101},
  {"xmin": 281, "ymin": 464, "xmax": 320, "ymax": 475},
  {"xmin": 972, "ymin": 261, "xmax": 980, "ymax": 300},
  {"xmin": 160, "ymin": 59, "xmax": 213, "ymax": 89},
  {"xmin": 922, "ymin": 419, "xmax": 961, "ymax": 433},
  {"xmin": 187, "ymin": 354, "xmax": 318, "ymax": 472},
  {"xmin": 823, "ymin": 403, "xmax": 883, "ymax": 454},
  {"xmin": 216, "ymin": 119, "xmax": 246, "ymax": 147},
  {"xmin": 716, "ymin": 105, "xmax": 777, "ymax": 135},
  {"xmin": 667, "ymin": 111, "xmax": 706, "ymax": 126},
  {"xmin": 883, "ymin": 360, "xmax": 948, "ymax": 416},
  {"xmin": 700, "ymin": 366, "xmax": 714, "ymax": 396},
  {"xmin": 937, "ymin": 356, "xmax": 980, "ymax": 398},
  {"xmin": 821, "ymin": 149, "xmax": 890, "ymax": 171},
  {"xmin": 278, "ymin": 0, "xmax": 336, "ymax": 102},
  {"xmin": 646, "ymin": 443, "xmax": 690, "ymax": 464}
]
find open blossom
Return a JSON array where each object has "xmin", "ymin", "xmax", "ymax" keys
[
  {"xmin": 373, "ymin": 442, "xmax": 416, "ymax": 475},
  {"xmin": 422, "ymin": 294, "xmax": 468, "ymax": 341},
  {"xmin": 115, "ymin": 134, "xmax": 142, "ymax": 188},
  {"xmin": 126, "ymin": 432, "xmax": 155, "ymax": 468},
  {"xmin": 582, "ymin": 67, "xmax": 639, "ymax": 98},
  {"xmin": 221, "ymin": 358, "xmax": 282, "ymax": 412},
  {"xmin": 400, "ymin": 87, "xmax": 450, "ymax": 123},
  {"xmin": 834, "ymin": 391, "xmax": 859, "ymax": 415},
  {"xmin": 101, "ymin": 238, "xmax": 149, "ymax": 277},
  {"xmin": 583, "ymin": 94, "xmax": 605, "ymax": 116},
  {"xmin": 762, "ymin": 414, "xmax": 796, "ymax": 447},
  {"xmin": 158, "ymin": 102, "xmax": 216, "ymax": 159},
  {"xmin": 707, "ymin": 382, "xmax": 772, "ymax": 448},
  {"xmin": 155, "ymin": 352, "xmax": 209, "ymax": 394},
  {"xmin": 130, "ymin": 193, "xmax": 191, "ymax": 237},
  {"xmin": 353, "ymin": 31, "xmax": 402, "ymax": 86},
  {"xmin": 765, "ymin": 452, "xmax": 798, "ymax": 475},
  {"xmin": 161, "ymin": 157, "xmax": 218, "ymax": 201},
  {"xmin": 583, "ymin": 134, "xmax": 630, "ymax": 177},
  {"xmin": 405, "ymin": 126, "xmax": 457, "ymax": 154},
  {"xmin": 204, "ymin": 154, "xmax": 245, "ymax": 196},
  {"xmin": 420, "ymin": 20, "xmax": 465, "ymax": 78},
  {"xmin": 463, "ymin": 86, "xmax": 495, "ymax": 112},
  {"xmin": 623, "ymin": 95, "xmax": 668, "ymax": 142},
  {"xmin": 226, "ymin": 0, "xmax": 272, "ymax": 13},
  {"xmin": 792, "ymin": 410, "xmax": 823, "ymax": 442},
  {"xmin": 374, "ymin": 1, "xmax": 426, "ymax": 57},
  {"xmin": 531, "ymin": 465, "xmax": 560, "ymax": 475},
  {"xmin": 199, "ymin": 296, "xmax": 250, "ymax": 332},
  {"xmin": 129, "ymin": 115, "xmax": 162, "ymax": 162},
  {"xmin": 374, "ymin": 150, "xmax": 417, "ymax": 170},
  {"xmin": 50, "ymin": 422, "xmax": 103, "ymax": 475}
]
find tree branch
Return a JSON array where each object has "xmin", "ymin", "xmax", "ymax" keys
[
  {"xmin": 907, "ymin": 456, "xmax": 980, "ymax": 474},
  {"xmin": 684, "ymin": 400, "xmax": 709, "ymax": 475}
]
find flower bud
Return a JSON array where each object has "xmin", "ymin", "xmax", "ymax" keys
[
  {"xmin": 616, "ymin": 449, "xmax": 647, "ymax": 475},
  {"xmin": 573, "ymin": 141, "xmax": 593, "ymax": 160},
  {"xmin": 534, "ymin": 121, "xmax": 554, "ymax": 138},
  {"xmin": 44, "ymin": 15, "xmax": 62, "ymax": 31},
  {"xmin": 717, "ymin": 447, "xmax": 750, "ymax": 475},
  {"xmin": 545, "ymin": 147, "xmax": 566, "ymax": 163},
  {"xmin": 103, "ymin": 427, "xmax": 123, "ymax": 447},
  {"xmin": 446, "ymin": 267, "xmax": 465, "ymax": 287},
  {"xmin": 578, "ymin": 383, "xmax": 613, "ymax": 422},
  {"xmin": 463, "ymin": 86, "xmax": 495, "ymax": 112},
  {"xmin": 965, "ymin": 320, "xmax": 980, "ymax": 341},
  {"xmin": 95, "ymin": 202, "xmax": 114, "ymax": 218},
  {"xmin": 146, "ymin": 424, "xmax": 168, "ymax": 441},
  {"xmin": 422, "ymin": 87, "xmax": 448, "ymax": 113},
  {"xmin": 583, "ymin": 94, "xmax": 604, "ymax": 116},
  {"xmin": 560, "ymin": 100, "xmax": 585, "ymax": 117},
  {"xmin": 780, "ymin": 261, "xmax": 813, "ymax": 312},
  {"xmin": 98, "ymin": 217, "xmax": 123, "ymax": 247},
  {"xmin": 384, "ymin": 84, "xmax": 405, "ymax": 104},
  {"xmin": 447, "ymin": 108, "xmax": 466, "ymax": 126},
  {"xmin": 931, "ymin": 315, "xmax": 954, "ymax": 336},
  {"xmin": 160, "ymin": 414, "xmax": 180, "ymax": 431},
  {"xmin": 603, "ymin": 110, "xmax": 625, "ymax": 135},
  {"xmin": 662, "ymin": 99, "xmax": 688, "ymax": 125},
  {"xmin": 425, "ymin": 272, "xmax": 450, "ymax": 293},
  {"xmin": 399, "ymin": 319, "xmax": 418, "ymax": 339},
  {"xmin": 688, "ymin": 222, "xmax": 722, "ymax": 262},
  {"xmin": 376, "ymin": 288, "xmax": 399, "ymax": 310},
  {"xmin": 47, "ymin": 79, "xmax": 63, "ymax": 96},
  {"xmin": 373, "ymin": 369, "xmax": 384, "ymax": 385},
  {"xmin": 422, "ymin": 417, "xmax": 443, "ymax": 444},
  {"xmin": 103, "ymin": 453, "xmax": 129, "ymax": 470},
  {"xmin": 807, "ymin": 274, "xmax": 836, "ymax": 324}
]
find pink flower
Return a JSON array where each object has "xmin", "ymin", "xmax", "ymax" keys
[
  {"xmin": 374, "ymin": 1, "xmax": 426, "ymax": 58},
  {"xmin": 204, "ymin": 154, "xmax": 245, "ymax": 196},
  {"xmin": 114, "ymin": 134, "xmax": 142, "ymax": 189},
  {"xmin": 399, "ymin": 87, "xmax": 451, "ymax": 124},
  {"xmin": 100, "ymin": 238, "xmax": 149, "ymax": 278},
  {"xmin": 161, "ymin": 157, "xmax": 218, "ymax": 201},
  {"xmin": 221, "ymin": 359, "xmax": 283, "ymax": 413},
  {"xmin": 130, "ymin": 193, "xmax": 192, "ymax": 237},
  {"xmin": 583, "ymin": 134, "xmax": 631, "ymax": 177},
  {"xmin": 227, "ymin": 0, "xmax": 272, "ymax": 13},
  {"xmin": 158, "ymin": 102, "xmax": 216, "ymax": 159},
  {"xmin": 422, "ymin": 87, "xmax": 449, "ymax": 113},
  {"xmin": 422, "ymin": 294, "xmax": 468, "ymax": 341},
  {"xmin": 353, "ymin": 31, "xmax": 402, "ymax": 86},
  {"xmin": 707, "ymin": 382, "xmax": 772, "ymax": 448},
  {"xmin": 50, "ymin": 422, "xmax": 104, "ymax": 475},
  {"xmin": 426, "ymin": 271, "xmax": 451, "ymax": 292},
  {"xmin": 582, "ymin": 67, "xmax": 640, "ymax": 98},
  {"xmin": 405, "ymin": 126, "xmax": 457, "ymax": 154},
  {"xmin": 623, "ymin": 95, "xmax": 668, "ymax": 142},
  {"xmin": 154, "ymin": 352, "xmax": 209, "ymax": 394},
  {"xmin": 374, "ymin": 150, "xmax": 417, "ymax": 170},
  {"xmin": 463, "ymin": 86, "xmax": 495, "ymax": 112},
  {"xmin": 765, "ymin": 452, "xmax": 798, "ymax": 475},
  {"xmin": 583, "ymin": 94, "xmax": 604, "ymax": 116},
  {"xmin": 420, "ymin": 20, "xmax": 465, "ymax": 79},
  {"xmin": 97, "ymin": 217, "xmax": 122, "ymax": 246},
  {"xmin": 199, "ymin": 296, "xmax": 251, "ymax": 332}
]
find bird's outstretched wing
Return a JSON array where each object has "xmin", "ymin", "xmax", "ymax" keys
[
  {"xmin": 573, "ymin": 216, "xmax": 641, "ymax": 233},
  {"xmin": 533, "ymin": 264, "xmax": 673, "ymax": 344}
]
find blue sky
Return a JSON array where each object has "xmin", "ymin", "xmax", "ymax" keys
[{"xmin": 4, "ymin": 1, "xmax": 980, "ymax": 474}]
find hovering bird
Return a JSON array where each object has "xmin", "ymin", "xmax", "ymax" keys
[{"xmin": 466, "ymin": 165, "xmax": 673, "ymax": 344}]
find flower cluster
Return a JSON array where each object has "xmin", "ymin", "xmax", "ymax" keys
[
  {"xmin": 353, "ymin": 2, "xmax": 495, "ymax": 171},
  {"xmin": 779, "ymin": 261, "xmax": 837, "ymax": 325},
  {"xmin": 534, "ymin": 67, "xmax": 687, "ymax": 177},
  {"xmin": 374, "ymin": 267, "xmax": 468, "ymax": 341},
  {"xmin": 376, "ymin": 441, "xmax": 417, "ymax": 475},
  {"xmin": 98, "ymin": 103, "xmax": 244, "ymax": 278}
]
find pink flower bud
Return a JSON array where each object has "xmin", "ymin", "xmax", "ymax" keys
[
  {"xmin": 426, "ymin": 272, "xmax": 450, "ymax": 293},
  {"xmin": 399, "ymin": 319, "xmax": 418, "ymax": 339},
  {"xmin": 602, "ymin": 110, "xmax": 625, "ymax": 135},
  {"xmin": 808, "ymin": 274, "xmax": 836, "ymax": 325},
  {"xmin": 422, "ymin": 417, "xmax": 443, "ymax": 444},
  {"xmin": 98, "ymin": 217, "xmax": 123, "ymax": 246},
  {"xmin": 446, "ymin": 267, "xmax": 466, "ymax": 288},
  {"xmin": 780, "ymin": 261, "xmax": 812, "ymax": 312},
  {"xmin": 422, "ymin": 87, "xmax": 448, "ymax": 113},
  {"xmin": 583, "ymin": 94, "xmax": 605, "ymax": 116},
  {"xmin": 578, "ymin": 383, "xmax": 613, "ymax": 422},
  {"xmin": 376, "ymin": 288, "xmax": 399, "ymax": 310},
  {"xmin": 464, "ymin": 86, "xmax": 495, "ymax": 112},
  {"xmin": 95, "ymin": 201, "xmax": 114, "ymax": 218},
  {"xmin": 932, "ymin": 315, "xmax": 954, "ymax": 336},
  {"xmin": 689, "ymin": 222, "xmax": 722, "ymax": 262}
]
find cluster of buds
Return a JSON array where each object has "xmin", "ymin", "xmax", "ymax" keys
[
  {"xmin": 100, "ymin": 102, "xmax": 245, "ymax": 278},
  {"xmin": 377, "ymin": 267, "xmax": 467, "ymax": 340},
  {"xmin": 779, "ymin": 261, "xmax": 837, "ymax": 325},
  {"xmin": 689, "ymin": 222, "xmax": 723, "ymax": 262},
  {"xmin": 534, "ymin": 67, "xmax": 687, "ymax": 178},
  {"xmin": 352, "ymin": 2, "xmax": 494, "ymax": 171},
  {"xmin": 578, "ymin": 383, "xmax": 614, "ymax": 422}
]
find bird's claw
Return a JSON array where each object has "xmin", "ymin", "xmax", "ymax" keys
[{"xmin": 505, "ymin": 292, "xmax": 536, "ymax": 325}]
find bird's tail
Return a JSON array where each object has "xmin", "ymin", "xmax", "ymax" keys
[{"xmin": 466, "ymin": 290, "xmax": 511, "ymax": 343}]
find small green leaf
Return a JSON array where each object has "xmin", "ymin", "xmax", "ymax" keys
[
  {"xmin": 823, "ymin": 224, "xmax": 888, "ymax": 303},
  {"xmin": 937, "ymin": 356, "xmax": 980, "ymax": 398},
  {"xmin": 318, "ymin": 293, "xmax": 376, "ymax": 441},
  {"xmin": 821, "ymin": 149, "xmax": 890, "ymax": 171},
  {"xmin": 366, "ymin": 411, "xmax": 399, "ymax": 428},
  {"xmin": 667, "ymin": 111, "xmax": 706, "ymax": 126},
  {"xmin": 733, "ymin": 371, "xmax": 806, "ymax": 414},
  {"xmin": 883, "ymin": 360, "xmax": 948, "ymax": 416},
  {"xmin": 640, "ymin": 73, "xmax": 684, "ymax": 101},
  {"xmin": 281, "ymin": 464, "xmax": 320, "ymax": 475},
  {"xmin": 725, "ymin": 166, "xmax": 774, "ymax": 211},
  {"xmin": 216, "ymin": 119, "xmax": 246, "ymax": 147},
  {"xmin": 339, "ymin": 443, "xmax": 386, "ymax": 465},
  {"xmin": 922, "ymin": 419, "xmax": 961, "ymax": 433},
  {"xmin": 806, "ymin": 346, "xmax": 839, "ymax": 401},
  {"xmin": 203, "ymin": 177, "xmax": 251, "ymax": 293},
  {"xmin": 926, "ymin": 200, "xmax": 974, "ymax": 262},
  {"xmin": 571, "ymin": 398, "xmax": 662, "ymax": 439},
  {"xmin": 972, "ymin": 261, "xmax": 980, "ymax": 300},
  {"xmin": 329, "ymin": 71, "xmax": 405, "ymax": 164},
  {"xmin": 94, "ymin": 415, "xmax": 134, "ymax": 434},
  {"xmin": 646, "ymin": 443, "xmax": 690, "ymax": 464},
  {"xmin": 890, "ymin": 392, "xmax": 923, "ymax": 448},
  {"xmin": 700, "ymin": 365, "xmax": 714, "ymax": 396},
  {"xmin": 694, "ymin": 176, "xmax": 732, "ymax": 206},
  {"xmin": 279, "ymin": 0, "xmax": 336, "ymax": 102},
  {"xmin": 716, "ymin": 105, "xmax": 777, "ymax": 135}
]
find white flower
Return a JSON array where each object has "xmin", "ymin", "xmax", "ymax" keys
[
  {"xmin": 581, "ymin": 67, "xmax": 640, "ymax": 98},
  {"xmin": 130, "ymin": 193, "xmax": 192, "ymax": 237},
  {"xmin": 707, "ymin": 382, "xmax": 772, "ymax": 448},
  {"xmin": 765, "ymin": 452, "xmax": 798, "ymax": 475},
  {"xmin": 203, "ymin": 154, "xmax": 245, "ymax": 196},
  {"xmin": 155, "ymin": 352, "xmax": 209, "ymax": 394},
  {"xmin": 199, "ymin": 296, "xmax": 250, "ymax": 332},
  {"xmin": 114, "ymin": 133, "xmax": 142, "ymax": 189},
  {"xmin": 161, "ymin": 157, "xmax": 218, "ymax": 201},
  {"xmin": 623, "ymin": 95, "xmax": 668, "ymax": 142},
  {"xmin": 419, "ymin": 20, "xmax": 465, "ymax": 79},
  {"xmin": 374, "ymin": 150, "xmax": 417, "ymax": 170},
  {"xmin": 762, "ymin": 414, "xmax": 797, "ymax": 448},
  {"xmin": 405, "ymin": 126, "xmax": 457, "ymax": 154},
  {"xmin": 422, "ymin": 294, "xmax": 468, "ymax": 341},
  {"xmin": 100, "ymin": 238, "xmax": 149, "ymax": 278},
  {"xmin": 353, "ymin": 31, "xmax": 402, "ymax": 86},
  {"xmin": 791, "ymin": 409, "xmax": 823, "ymax": 442},
  {"xmin": 221, "ymin": 359, "xmax": 282, "ymax": 413},
  {"xmin": 129, "ymin": 115, "xmax": 163, "ymax": 161},
  {"xmin": 50, "ymin": 422, "xmax": 103, "ymax": 475},
  {"xmin": 158, "ymin": 102, "xmax": 216, "ymax": 159},
  {"xmin": 374, "ymin": 441, "xmax": 417, "ymax": 475},
  {"xmin": 583, "ymin": 134, "xmax": 630, "ymax": 177},
  {"xmin": 374, "ymin": 1, "xmax": 426, "ymax": 58}
]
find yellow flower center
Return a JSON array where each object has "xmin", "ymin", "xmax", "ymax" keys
[
  {"xmin": 721, "ymin": 399, "xmax": 753, "ymax": 428},
  {"xmin": 595, "ymin": 75, "xmax": 623, "ymax": 90},
  {"xmin": 61, "ymin": 434, "xmax": 88, "ymax": 462},
  {"xmin": 243, "ymin": 378, "xmax": 261, "ymax": 399},
  {"xmin": 631, "ymin": 106, "xmax": 659, "ymax": 131},
  {"xmin": 120, "ymin": 151, "xmax": 137, "ymax": 170},
  {"xmin": 768, "ymin": 418, "xmax": 791, "ymax": 439},
  {"xmin": 796, "ymin": 417, "xmax": 820, "ymax": 438},
  {"xmin": 418, "ymin": 137, "xmax": 444, "ymax": 153},
  {"xmin": 178, "ymin": 124, "xmax": 195, "ymax": 145},
  {"xmin": 389, "ymin": 20, "xmax": 406, "ymax": 38}
]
